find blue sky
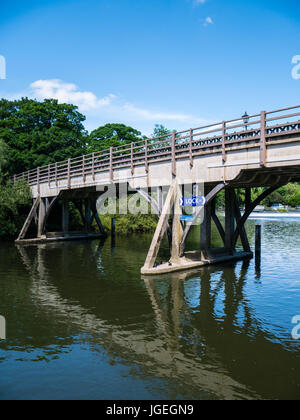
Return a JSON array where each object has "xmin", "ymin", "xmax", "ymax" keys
[{"xmin": 0, "ymin": 0, "xmax": 299, "ymax": 134}]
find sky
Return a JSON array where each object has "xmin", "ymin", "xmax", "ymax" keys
[{"xmin": 0, "ymin": 0, "xmax": 299, "ymax": 135}]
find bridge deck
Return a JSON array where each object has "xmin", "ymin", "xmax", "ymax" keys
[{"xmin": 13, "ymin": 105, "xmax": 300, "ymax": 198}]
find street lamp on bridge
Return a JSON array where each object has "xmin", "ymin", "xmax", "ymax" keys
[{"xmin": 242, "ymin": 112, "xmax": 249, "ymax": 131}]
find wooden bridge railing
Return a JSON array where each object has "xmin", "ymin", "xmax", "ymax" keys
[{"xmin": 12, "ymin": 105, "xmax": 300, "ymax": 188}]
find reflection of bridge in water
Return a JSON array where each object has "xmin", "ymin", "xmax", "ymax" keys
[
  {"xmin": 16, "ymin": 241, "xmax": 300, "ymax": 400},
  {"xmin": 14, "ymin": 105, "xmax": 300, "ymax": 274}
]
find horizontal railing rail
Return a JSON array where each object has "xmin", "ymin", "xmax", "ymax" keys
[{"xmin": 12, "ymin": 105, "xmax": 300, "ymax": 189}]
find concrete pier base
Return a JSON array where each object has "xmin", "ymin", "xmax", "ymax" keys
[
  {"xmin": 15, "ymin": 232, "xmax": 105, "ymax": 245},
  {"xmin": 141, "ymin": 250, "xmax": 253, "ymax": 276}
]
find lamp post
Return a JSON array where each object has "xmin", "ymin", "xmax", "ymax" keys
[{"xmin": 242, "ymin": 112, "xmax": 249, "ymax": 131}]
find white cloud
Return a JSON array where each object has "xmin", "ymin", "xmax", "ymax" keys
[
  {"xmin": 122, "ymin": 103, "xmax": 193, "ymax": 122},
  {"xmin": 3, "ymin": 78, "xmax": 211, "ymax": 133},
  {"xmin": 203, "ymin": 16, "xmax": 214, "ymax": 26},
  {"xmin": 30, "ymin": 79, "xmax": 116, "ymax": 111},
  {"xmin": 194, "ymin": 0, "xmax": 207, "ymax": 4}
]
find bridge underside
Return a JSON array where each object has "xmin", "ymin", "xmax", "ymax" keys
[{"xmin": 15, "ymin": 165, "xmax": 300, "ymax": 275}]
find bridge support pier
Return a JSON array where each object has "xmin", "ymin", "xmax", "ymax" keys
[
  {"xmin": 16, "ymin": 192, "xmax": 107, "ymax": 243},
  {"xmin": 62, "ymin": 199, "xmax": 70, "ymax": 236},
  {"xmin": 225, "ymin": 188, "xmax": 235, "ymax": 254},
  {"xmin": 84, "ymin": 198, "xmax": 92, "ymax": 233},
  {"xmin": 200, "ymin": 186, "xmax": 212, "ymax": 260},
  {"xmin": 141, "ymin": 182, "xmax": 254, "ymax": 276},
  {"xmin": 37, "ymin": 198, "xmax": 47, "ymax": 238}
]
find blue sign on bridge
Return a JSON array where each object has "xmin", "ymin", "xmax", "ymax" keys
[{"xmin": 180, "ymin": 196, "xmax": 206, "ymax": 207}]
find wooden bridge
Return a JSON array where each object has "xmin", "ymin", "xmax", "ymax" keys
[{"xmin": 13, "ymin": 105, "xmax": 300, "ymax": 274}]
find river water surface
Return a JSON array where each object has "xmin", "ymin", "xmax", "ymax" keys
[{"xmin": 0, "ymin": 217, "xmax": 300, "ymax": 400}]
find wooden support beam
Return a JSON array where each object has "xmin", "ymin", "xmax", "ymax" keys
[
  {"xmin": 45, "ymin": 198, "xmax": 50, "ymax": 213},
  {"xmin": 157, "ymin": 186, "xmax": 163, "ymax": 214},
  {"xmin": 255, "ymin": 225, "xmax": 262, "ymax": 256},
  {"xmin": 37, "ymin": 198, "xmax": 46, "ymax": 238},
  {"xmin": 225, "ymin": 188, "xmax": 235, "ymax": 253},
  {"xmin": 73, "ymin": 201, "xmax": 85, "ymax": 226},
  {"xmin": 17, "ymin": 197, "xmax": 41, "ymax": 241},
  {"xmin": 171, "ymin": 184, "xmax": 183, "ymax": 263},
  {"xmin": 232, "ymin": 190, "xmax": 251, "ymax": 252},
  {"xmin": 111, "ymin": 217, "xmax": 116, "ymax": 238},
  {"xmin": 85, "ymin": 199, "xmax": 92, "ymax": 233},
  {"xmin": 91, "ymin": 201, "xmax": 106, "ymax": 236},
  {"xmin": 136, "ymin": 187, "xmax": 172, "ymax": 249},
  {"xmin": 42, "ymin": 195, "xmax": 60, "ymax": 234},
  {"xmin": 180, "ymin": 183, "xmax": 226, "ymax": 254},
  {"xmin": 211, "ymin": 198, "xmax": 225, "ymax": 245},
  {"xmin": 200, "ymin": 189, "xmax": 212, "ymax": 258},
  {"xmin": 142, "ymin": 181, "xmax": 177, "ymax": 270},
  {"xmin": 233, "ymin": 184, "xmax": 283, "ymax": 247},
  {"xmin": 62, "ymin": 199, "xmax": 69, "ymax": 236},
  {"xmin": 245, "ymin": 187, "xmax": 251, "ymax": 211}
]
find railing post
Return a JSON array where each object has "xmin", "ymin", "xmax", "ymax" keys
[
  {"xmin": 172, "ymin": 131, "xmax": 176, "ymax": 177},
  {"xmin": 222, "ymin": 121, "xmax": 227, "ymax": 163},
  {"xmin": 55, "ymin": 163, "xmax": 58, "ymax": 186},
  {"xmin": 189, "ymin": 129, "xmax": 194, "ymax": 167},
  {"xmin": 110, "ymin": 147, "xmax": 113, "ymax": 182},
  {"xmin": 92, "ymin": 152, "xmax": 95, "ymax": 181},
  {"xmin": 83, "ymin": 155, "xmax": 86, "ymax": 183},
  {"xmin": 37, "ymin": 167, "xmax": 40, "ymax": 195},
  {"xmin": 68, "ymin": 158, "xmax": 71, "ymax": 189},
  {"xmin": 145, "ymin": 138, "xmax": 149, "ymax": 173},
  {"xmin": 260, "ymin": 111, "xmax": 266, "ymax": 167},
  {"xmin": 131, "ymin": 142, "xmax": 134, "ymax": 176},
  {"xmin": 48, "ymin": 164, "xmax": 51, "ymax": 186}
]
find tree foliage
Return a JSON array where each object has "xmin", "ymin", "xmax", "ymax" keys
[
  {"xmin": 88, "ymin": 123, "xmax": 143, "ymax": 153},
  {"xmin": 0, "ymin": 98, "xmax": 87, "ymax": 176},
  {"xmin": 0, "ymin": 180, "xmax": 32, "ymax": 239},
  {"xmin": 215, "ymin": 184, "xmax": 300, "ymax": 209},
  {"xmin": 151, "ymin": 124, "xmax": 172, "ymax": 139},
  {"xmin": 0, "ymin": 139, "xmax": 7, "ymax": 175}
]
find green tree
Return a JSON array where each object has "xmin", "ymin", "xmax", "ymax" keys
[
  {"xmin": 0, "ymin": 98, "xmax": 88, "ymax": 176},
  {"xmin": 151, "ymin": 124, "xmax": 172, "ymax": 139},
  {"xmin": 88, "ymin": 123, "xmax": 143, "ymax": 153},
  {"xmin": 0, "ymin": 139, "xmax": 7, "ymax": 176},
  {"xmin": 0, "ymin": 180, "xmax": 32, "ymax": 239}
]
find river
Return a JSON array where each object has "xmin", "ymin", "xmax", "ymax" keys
[{"xmin": 0, "ymin": 217, "xmax": 300, "ymax": 400}]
